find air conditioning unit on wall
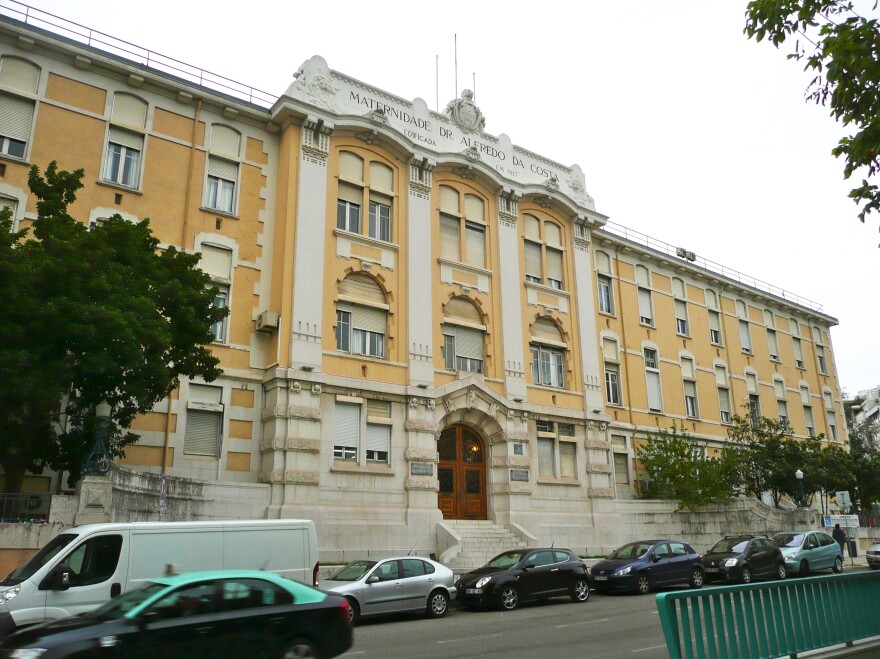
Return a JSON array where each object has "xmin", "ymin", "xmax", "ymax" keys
[{"xmin": 256, "ymin": 310, "xmax": 280, "ymax": 333}]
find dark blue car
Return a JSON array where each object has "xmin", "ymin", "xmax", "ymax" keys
[{"xmin": 590, "ymin": 539, "xmax": 704, "ymax": 595}]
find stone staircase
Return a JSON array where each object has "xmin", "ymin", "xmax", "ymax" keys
[{"xmin": 442, "ymin": 520, "xmax": 529, "ymax": 573}]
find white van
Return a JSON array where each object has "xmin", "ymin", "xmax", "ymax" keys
[{"xmin": 0, "ymin": 519, "xmax": 318, "ymax": 636}]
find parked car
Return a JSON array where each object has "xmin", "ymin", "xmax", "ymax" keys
[
  {"xmin": 321, "ymin": 556, "xmax": 455, "ymax": 623},
  {"xmin": 866, "ymin": 542, "xmax": 880, "ymax": 570},
  {"xmin": 772, "ymin": 531, "xmax": 843, "ymax": 576},
  {"xmin": 703, "ymin": 535, "xmax": 787, "ymax": 583},
  {"xmin": 454, "ymin": 548, "xmax": 590, "ymax": 611},
  {"xmin": 591, "ymin": 540, "xmax": 704, "ymax": 595},
  {"xmin": 0, "ymin": 569, "xmax": 352, "ymax": 659}
]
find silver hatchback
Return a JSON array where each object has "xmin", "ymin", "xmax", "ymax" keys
[{"xmin": 321, "ymin": 556, "xmax": 456, "ymax": 624}]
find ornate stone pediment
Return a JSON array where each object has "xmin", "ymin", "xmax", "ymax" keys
[{"xmin": 444, "ymin": 89, "xmax": 486, "ymax": 134}]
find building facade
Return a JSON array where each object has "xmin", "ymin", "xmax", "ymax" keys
[{"xmin": 0, "ymin": 8, "xmax": 846, "ymax": 557}]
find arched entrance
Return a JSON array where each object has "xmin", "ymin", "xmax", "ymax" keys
[{"xmin": 437, "ymin": 425, "xmax": 487, "ymax": 520}]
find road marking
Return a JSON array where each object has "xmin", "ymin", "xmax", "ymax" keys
[
  {"xmin": 555, "ymin": 617, "xmax": 610, "ymax": 628},
  {"xmin": 632, "ymin": 644, "xmax": 667, "ymax": 653},
  {"xmin": 438, "ymin": 633, "xmax": 503, "ymax": 644},
  {"xmin": 341, "ymin": 653, "xmax": 366, "ymax": 657}
]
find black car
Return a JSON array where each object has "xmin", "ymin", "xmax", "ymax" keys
[
  {"xmin": 591, "ymin": 540, "xmax": 704, "ymax": 594},
  {"xmin": 455, "ymin": 548, "xmax": 590, "ymax": 611},
  {"xmin": 703, "ymin": 535, "xmax": 786, "ymax": 584},
  {"xmin": 0, "ymin": 570, "xmax": 352, "ymax": 659}
]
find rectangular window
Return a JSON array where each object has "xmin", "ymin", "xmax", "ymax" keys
[
  {"xmin": 684, "ymin": 380, "xmax": 698, "ymax": 418},
  {"xmin": 828, "ymin": 413, "xmax": 838, "ymax": 440},
  {"xmin": 708, "ymin": 310, "xmax": 722, "ymax": 345},
  {"xmin": 614, "ymin": 452, "xmax": 630, "ymax": 485},
  {"xmin": 739, "ymin": 319, "xmax": 752, "ymax": 353},
  {"xmin": 817, "ymin": 346, "xmax": 827, "ymax": 375},
  {"xmin": 211, "ymin": 284, "xmax": 229, "ymax": 342},
  {"xmin": 644, "ymin": 349, "xmax": 662, "ymax": 412},
  {"xmin": 336, "ymin": 309, "xmax": 351, "ymax": 353},
  {"xmin": 366, "ymin": 423, "xmax": 390, "ymax": 462},
  {"xmin": 597, "ymin": 274, "xmax": 614, "ymax": 314},
  {"xmin": 675, "ymin": 299, "xmax": 689, "ymax": 336},
  {"xmin": 442, "ymin": 324, "xmax": 484, "ymax": 374},
  {"xmin": 184, "ymin": 385, "xmax": 223, "ymax": 457},
  {"xmin": 531, "ymin": 345, "xmax": 564, "ymax": 388},
  {"xmin": 0, "ymin": 93, "xmax": 33, "ymax": 159},
  {"xmin": 337, "ymin": 305, "xmax": 386, "ymax": 358},
  {"xmin": 337, "ymin": 200, "xmax": 361, "ymax": 233},
  {"xmin": 465, "ymin": 221, "xmax": 486, "ymax": 268},
  {"xmin": 777, "ymin": 399, "xmax": 789, "ymax": 426},
  {"xmin": 546, "ymin": 247, "xmax": 563, "ymax": 290},
  {"xmin": 559, "ymin": 442, "xmax": 576, "ymax": 478},
  {"xmin": 103, "ymin": 128, "xmax": 142, "ymax": 188},
  {"xmin": 804, "ymin": 406, "xmax": 815, "ymax": 437},
  {"xmin": 205, "ymin": 157, "xmax": 238, "ymax": 214},
  {"xmin": 368, "ymin": 200, "xmax": 391, "ymax": 241},
  {"xmin": 644, "ymin": 348, "xmax": 658, "ymax": 369},
  {"xmin": 638, "ymin": 287, "xmax": 653, "ymax": 325},
  {"xmin": 793, "ymin": 337, "xmax": 805, "ymax": 369},
  {"xmin": 538, "ymin": 437, "xmax": 555, "ymax": 477},
  {"xmin": 767, "ymin": 329, "xmax": 779, "ymax": 361},
  {"xmin": 333, "ymin": 402, "xmax": 359, "ymax": 461},
  {"xmin": 524, "ymin": 240, "xmax": 542, "ymax": 284},
  {"xmin": 440, "ymin": 214, "xmax": 460, "ymax": 261},
  {"xmin": 605, "ymin": 364, "xmax": 621, "ymax": 406},
  {"xmin": 718, "ymin": 387, "xmax": 732, "ymax": 424},
  {"xmin": 749, "ymin": 394, "xmax": 761, "ymax": 425}
]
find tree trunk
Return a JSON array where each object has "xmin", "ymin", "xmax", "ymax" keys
[{"xmin": 0, "ymin": 455, "xmax": 26, "ymax": 494}]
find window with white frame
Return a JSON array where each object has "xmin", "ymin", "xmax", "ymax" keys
[
  {"xmin": 636, "ymin": 265, "xmax": 653, "ymax": 325},
  {"xmin": 746, "ymin": 371, "xmax": 760, "ymax": 424},
  {"xmin": 205, "ymin": 156, "xmax": 237, "ymax": 214},
  {"xmin": 716, "ymin": 365, "xmax": 732, "ymax": 424},
  {"xmin": 602, "ymin": 337, "xmax": 621, "ymax": 406},
  {"xmin": 184, "ymin": 384, "xmax": 224, "ymax": 457},
  {"xmin": 612, "ymin": 435, "xmax": 630, "ymax": 486},
  {"xmin": 439, "ymin": 185, "xmax": 485, "ymax": 267},
  {"xmin": 824, "ymin": 390, "xmax": 838, "ymax": 441},
  {"xmin": 530, "ymin": 318, "xmax": 566, "ymax": 388},
  {"xmin": 706, "ymin": 290, "xmax": 723, "ymax": 346},
  {"xmin": 644, "ymin": 347, "xmax": 662, "ymax": 412},
  {"xmin": 366, "ymin": 399, "xmax": 392, "ymax": 462},
  {"xmin": 681, "ymin": 357, "xmax": 698, "ymax": 418},
  {"xmin": 672, "ymin": 278, "xmax": 689, "ymax": 336},
  {"xmin": 774, "ymin": 378, "xmax": 788, "ymax": 427},
  {"xmin": 792, "ymin": 336, "xmax": 805, "ymax": 369},
  {"xmin": 536, "ymin": 420, "xmax": 577, "ymax": 479},
  {"xmin": 333, "ymin": 401, "xmax": 359, "ymax": 461},
  {"xmin": 211, "ymin": 284, "xmax": 229, "ymax": 342},
  {"xmin": 336, "ymin": 273, "xmax": 387, "ymax": 358},
  {"xmin": 523, "ymin": 214, "xmax": 565, "ymax": 289},
  {"xmin": 0, "ymin": 197, "xmax": 17, "ymax": 228},
  {"xmin": 0, "ymin": 58, "xmax": 40, "ymax": 159},
  {"xmin": 338, "ymin": 151, "xmax": 396, "ymax": 244},
  {"xmin": 334, "ymin": 399, "xmax": 392, "ymax": 464},
  {"xmin": 198, "ymin": 244, "xmax": 233, "ymax": 343},
  {"xmin": 102, "ymin": 93, "xmax": 147, "ymax": 189},
  {"xmin": 441, "ymin": 297, "xmax": 485, "ymax": 373},
  {"xmin": 737, "ymin": 300, "xmax": 752, "ymax": 354},
  {"xmin": 816, "ymin": 345, "xmax": 828, "ymax": 375},
  {"xmin": 596, "ymin": 251, "xmax": 614, "ymax": 315},
  {"xmin": 801, "ymin": 385, "xmax": 814, "ymax": 437}
]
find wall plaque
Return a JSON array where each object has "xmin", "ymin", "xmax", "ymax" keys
[
  {"xmin": 410, "ymin": 462, "xmax": 434, "ymax": 476},
  {"xmin": 513, "ymin": 443, "xmax": 524, "ymax": 455},
  {"xmin": 510, "ymin": 469, "xmax": 529, "ymax": 482}
]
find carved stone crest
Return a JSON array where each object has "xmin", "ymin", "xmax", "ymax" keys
[
  {"xmin": 444, "ymin": 89, "xmax": 486, "ymax": 134},
  {"xmin": 426, "ymin": 399, "xmax": 436, "ymax": 410},
  {"xmin": 467, "ymin": 390, "xmax": 477, "ymax": 410},
  {"xmin": 367, "ymin": 108, "xmax": 388, "ymax": 125},
  {"xmin": 443, "ymin": 397, "xmax": 455, "ymax": 414},
  {"xmin": 291, "ymin": 57, "xmax": 340, "ymax": 113}
]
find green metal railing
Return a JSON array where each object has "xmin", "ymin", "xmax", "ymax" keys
[{"xmin": 657, "ymin": 572, "xmax": 880, "ymax": 659}]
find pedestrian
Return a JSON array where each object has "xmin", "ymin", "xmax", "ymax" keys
[{"xmin": 832, "ymin": 523, "xmax": 846, "ymax": 552}]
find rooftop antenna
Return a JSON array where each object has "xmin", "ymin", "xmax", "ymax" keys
[
  {"xmin": 259, "ymin": 559, "xmax": 271, "ymax": 571},
  {"xmin": 454, "ymin": 34, "xmax": 458, "ymax": 99},
  {"xmin": 435, "ymin": 54, "xmax": 439, "ymax": 112},
  {"xmin": 407, "ymin": 542, "xmax": 417, "ymax": 556},
  {"xmin": 473, "ymin": 72, "xmax": 476, "ymax": 102}
]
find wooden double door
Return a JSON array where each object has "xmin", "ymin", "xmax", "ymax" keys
[{"xmin": 437, "ymin": 426, "xmax": 487, "ymax": 520}]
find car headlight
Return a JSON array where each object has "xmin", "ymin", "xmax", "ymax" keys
[
  {"xmin": 11, "ymin": 650, "xmax": 48, "ymax": 659},
  {"xmin": 475, "ymin": 577, "xmax": 491, "ymax": 589},
  {"xmin": 724, "ymin": 559, "xmax": 739, "ymax": 567},
  {"xmin": 614, "ymin": 566, "xmax": 632, "ymax": 576},
  {"xmin": 0, "ymin": 585, "xmax": 20, "ymax": 603}
]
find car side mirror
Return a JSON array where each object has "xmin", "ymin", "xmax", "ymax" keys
[
  {"xmin": 651, "ymin": 554, "xmax": 659, "ymax": 563},
  {"xmin": 366, "ymin": 575, "xmax": 380, "ymax": 584},
  {"xmin": 137, "ymin": 609, "xmax": 161, "ymax": 629},
  {"xmin": 524, "ymin": 562, "xmax": 535, "ymax": 570},
  {"xmin": 39, "ymin": 565, "xmax": 72, "ymax": 591}
]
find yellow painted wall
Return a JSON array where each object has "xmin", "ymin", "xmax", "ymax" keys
[
  {"xmin": 117, "ymin": 445, "xmax": 173, "ymax": 468},
  {"xmin": 130, "ymin": 412, "xmax": 176, "ymax": 433},
  {"xmin": 226, "ymin": 452, "xmax": 251, "ymax": 472},
  {"xmin": 229, "ymin": 420, "xmax": 253, "ymax": 440}
]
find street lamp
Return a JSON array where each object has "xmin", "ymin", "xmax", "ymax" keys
[
  {"xmin": 795, "ymin": 468, "xmax": 805, "ymax": 508},
  {"xmin": 82, "ymin": 401, "xmax": 113, "ymax": 476}
]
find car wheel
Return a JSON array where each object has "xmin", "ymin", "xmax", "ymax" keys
[
  {"xmin": 689, "ymin": 568, "xmax": 704, "ymax": 589},
  {"xmin": 498, "ymin": 585, "xmax": 519, "ymax": 611},
  {"xmin": 741, "ymin": 567, "xmax": 752, "ymax": 584},
  {"xmin": 799, "ymin": 560, "xmax": 809, "ymax": 577},
  {"xmin": 871, "ymin": 565, "xmax": 879, "ymax": 571},
  {"xmin": 570, "ymin": 578, "xmax": 590, "ymax": 602},
  {"xmin": 833, "ymin": 556, "xmax": 843, "ymax": 573},
  {"xmin": 345, "ymin": 598, "xmax": 360, "ymax": 625},
  {"xmin": 427, "ymin": 589, "xmax": 449, "ymax": 618},
  {"xmin": 282, "ymin": 638, "xmax": 319, "ymax": 659},
  {"xmin": 636, "ymin": 573, "xmax": 651, "ymax": 595},
  {"xmin": 776, "ymin": 563, "xmax": 787, "ymax": 580}
]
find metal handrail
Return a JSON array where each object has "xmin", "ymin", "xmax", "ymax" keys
[
  {"xmin": 597, "ymin": 220, "xmax": 825, "ymax": 314},
  {"xmin": 0, "ymin": 492, "xmax": 51, "ymax": 521},
  {"xmin": 0, "ymin": 0, "xmax": 275, "ymax": 107}
]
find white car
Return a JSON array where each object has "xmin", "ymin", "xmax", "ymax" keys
[
  {"xmin": 321, "ymin": 556, "xmax": 456, "ymax": 624},
  {"xmin": 867, "ymin": 542, "xmax": 880, "ymax": 570}
]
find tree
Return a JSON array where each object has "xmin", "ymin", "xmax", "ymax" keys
[
  {"xmin": 744, "ymin": 1, "xmax": 880, "ymax": 234},
  {"xmin": 0, "ymin": 162, "xmax": 226, "ymax": 492},
  {"xmin": 635, "ymin": 425, "xmax": 740, "ymax": 511},
  {"xmin": 846, "ymin": 421, "xmax": 880, "ymax": 509}
]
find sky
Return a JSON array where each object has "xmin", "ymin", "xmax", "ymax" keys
[{"xmin": 11, "ymin": 0, "xmax": 879, "ymax": 396}]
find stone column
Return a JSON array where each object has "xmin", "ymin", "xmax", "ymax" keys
[
  {"xmin": 572, "ymin": 221, "xmax": 605, "ymax": 412},
  {"xmin": 495, "ymin": 192, "xmax": 528, "ymax": 400},
  {"xmin": 74, "ymin": 475, "xmax": 113, "ymax": 525},
  {"xmin": 407, "ymin": 161, "xmax": 435, "ymax": 386},
  {"xmin": 403, "ymin": 396, "xmax": 442, "ymax": 533}
]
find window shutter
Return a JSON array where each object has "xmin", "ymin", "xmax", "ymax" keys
[
  {"xmin": 184, "ymin": 409, "xmax": 221, "ymax": 456},
  {"xmin": 774, "ymin": 380, "xmax": 785, "ymax": 399},
  {"xmin": 352, "ymin": 305, "xmax": 386, "ymax": 333},
  {"xmin": 812, "ymin": 326, "xmax": 822, "ymax": 343},
  {"xmin": 0, "ymin": 93, "xmax": 33, "ymax": 141},
  {"xmin": 366, "ymin": 400, "xmax": 391, "ymax": 418},
  {"xmin": 544, "ymin": 223, "xmax": 562, "ymax": 247},
  {"xmin": 444, "ymin": 297, "xmax": 482, "ymax": 325},
  {"xmin": 739, "ymin": 320, "xmax": 751, "ymax": 350},
  {"xmin": 672, "ymin": 278, "xmax": 685, "ymax": 298},
  {"xmin": 789, "ymin": 319, "xmax": 800, "ymax": 336},
  {"xmin": 439, "ymin": 186, "xmax": 459, "ymax": 213},
  {"xmin": 111, "ymin": 94, "xmax": 147, "ymax": 129},
  {"xmin": 714, "ymin": 365, "xmax": 727, "ymax": 386},
  {"xmin": 646, "ymin": 371, "xmax": 662, "ymax": 411},
  {"xmin": 538, "ymin": 438, "xmax": 554, "ymax": 477},
  {"xmin": 366, "ymin": 423, "xmax": 390, "ymax": 454},
  {"xmin": 0, "ymin": 58, "xmax": 39, "ymax": 93},
  {"xmin": 369, "ymin": 161, "xmax": 393, "ymax": 192},
  {"xmin": 108, "ymin": 126, "xmax": 143, "ymax": 150},
  {"xmin": 523, "ymin": 214, "xmax": 540, "ymax": 239},
  {"xmin": 635, "ymin": 265, "xmax": 650, "ymax": 286},
  {"xmin": 746, "ymin": 373, "xmax": 758, "ymax": 394},
  {"xmin": 681, "ymin": 358, "xmax": 694, "ymax": 379},
  {"xmin": 764, "ymin": 309, "xmax": 775, "ymax": 327},
  {"xmin": 339, "ymin": 273, "xmax": 385, "ymax": 304},
  {"xmin": 793, "ymin": 338, "xmax": 804, "ymax": 362},
  {"xmin": 601, "ymin": 338, "xmax": 618, "ymax": 361},
  {"xmin": 337, "ymin": 181, "xmax": 362, "ymax": 205},
  {"xmin": 595, "ymin": 250, "xmax": 611, "ymax": 274},
  {"xmin": 524, "ymin": 241, "xmax": 542, "ymax": 279},
  {"xmin": 800, "ymin": 387, "xmax": 811, "ymax": 405},
  {"xmin": 440, "ymin": 214, "xmax": 460, "ymax": 260},
  {"xmin": 675, "ymin": 299, "xmax": 687, "ymax": 321},
  {"xmin": 705, "ymin": 289, "xmax": 718, "ymax": 310},
  {"xmin": 334, "ymin": 403, "xmax": 360, "ymax": 449},
  {"xmin": 465, "ymin": 222, "xmax": 485, "ymax": 268},
  {"xmin": 638, "ymin": 288, "xmax": 653, "ymax": 321},
  {"xmin": 546, "ymin": 248, "xmax": 563, "ymax": 283},
  {"xmin": 559, "ymin": 442, "xmax": 576, "ymax": 478},
  {"xmin": 210, "ymin": 125, "xmax": 241, "ymax": 159},
  {"xmin": 767, "ymin": 330, "xmax": 779, "ymax": 357},
  {"xmin": 200, "ymin": 244, "xmax": 232, "ymax": 280},
  {"xmin": 189, "ymin": 384, "xmax": 222, "ymax": 405},
  {"xmin": 823, "ymin": 391, "xmax": 833, "ymax": 407},
  {"xmin": 454, "ymin": 326, "xmax": 483, "ymax": 359},
  {"xmin": 464, "ymin": 194, "xmax": 484, "ymax": 221},
  {"xmin": 338, "ymin": 151, "xmax": 364, "ymax": 182},
  {"xmin": 207, "ymin": 156, "xmax": 238, "ymax": 182},
  {"xmin": 709, "ymin": 311, "xmax": 721, "ymax": 333},
  {"xmin": 531, "ymin": 318, "xmax": 563, "ymax": 344}
]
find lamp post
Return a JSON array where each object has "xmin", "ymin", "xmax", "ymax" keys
[
  {"xmin": 795, "ymin": 468, "xmax": 805, "ymax": 508},
  {"xmin": 82, "ymin": 401, "xmax": 113, "ymax": 476}
]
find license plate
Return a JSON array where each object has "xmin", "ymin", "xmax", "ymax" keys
[
  {"xmin": 705, "ymin": 568, "xmax": 719, "ymax": 573},
  {"xmin": 465, "ymin": 588, "xmax": 482, "ymax": 594},
  {"xmin": 593, "ymin": 575, "xmax": 608, "ymax": 581}
]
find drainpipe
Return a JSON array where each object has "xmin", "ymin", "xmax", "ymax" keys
[{"xmin": 162, "ymin": 99, "xmax": 203, "ymax": 475}]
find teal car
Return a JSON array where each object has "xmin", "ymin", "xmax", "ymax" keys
[{"xmin": 772, "ymin": 531, "xmax": 844, "ymax": 577}]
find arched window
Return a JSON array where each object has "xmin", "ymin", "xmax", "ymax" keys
[
  {"xmin": 441, "ymin": 297, "xmax": 485, "ymax": 373},
  {"xmin": 337, "ymin": 151, "xmax": 396, "ymax": 243},
  {"xmin": 336, "ymin": 273, "xmax": 387, "ymax": 358},
  {"xmin": 529, "ymin": 317, "xmax": 566, "ymax": 388},
  {"xmin": 0, "ymin": 57, "xmax": 40, "ymax": 159},
  {"xmin": 103, "ymin": 93, "xmax": 148, "ymax": 189},
  {"xmin": 439, "ymin": 185, "xmax": 485, "ymax": 267},
  {"xmin": 635, "ymin": 265, "xmax": 653, "ymax": 326},
  {"xmin": 523, "ymin": 214, "xmax": 565, "ymax": 290},
  {"xmin": 204, "ymin": 125, "xmax": 242, "ymax": 214}
]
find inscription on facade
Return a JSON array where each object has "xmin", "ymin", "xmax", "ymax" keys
[
  {"xmin": 510, "ymin": 469, "xmax": 529, "ymax": 482},
  {"xmin": 411, "ymin": 462, "xmax": 434, "ymax": 476}
]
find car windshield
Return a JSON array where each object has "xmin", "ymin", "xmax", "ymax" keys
[
  {"xmin": 486, "ymin": 551, "xmax": 527, "ymax": 568},
  {"xmin": 608, "ymin": 542, "xmax": 653, "ymax": 560},
  {"xmin": 710, "ymin": 538, "xmax": 750, "ymax": 554},
  {"xmin": 329, "ymin": 560, "xmax": 376, "ymax": 581},
  {"xmin": 774, "ymin": 533, "xmax": 804, "ymax": 548},
  {"xmin": 2, "ymin": 534, "xmax": 78, "ymax": 585},
  {"xmin": 86, "ymin": 582, "xmax": 167, "ymax": 620}
]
